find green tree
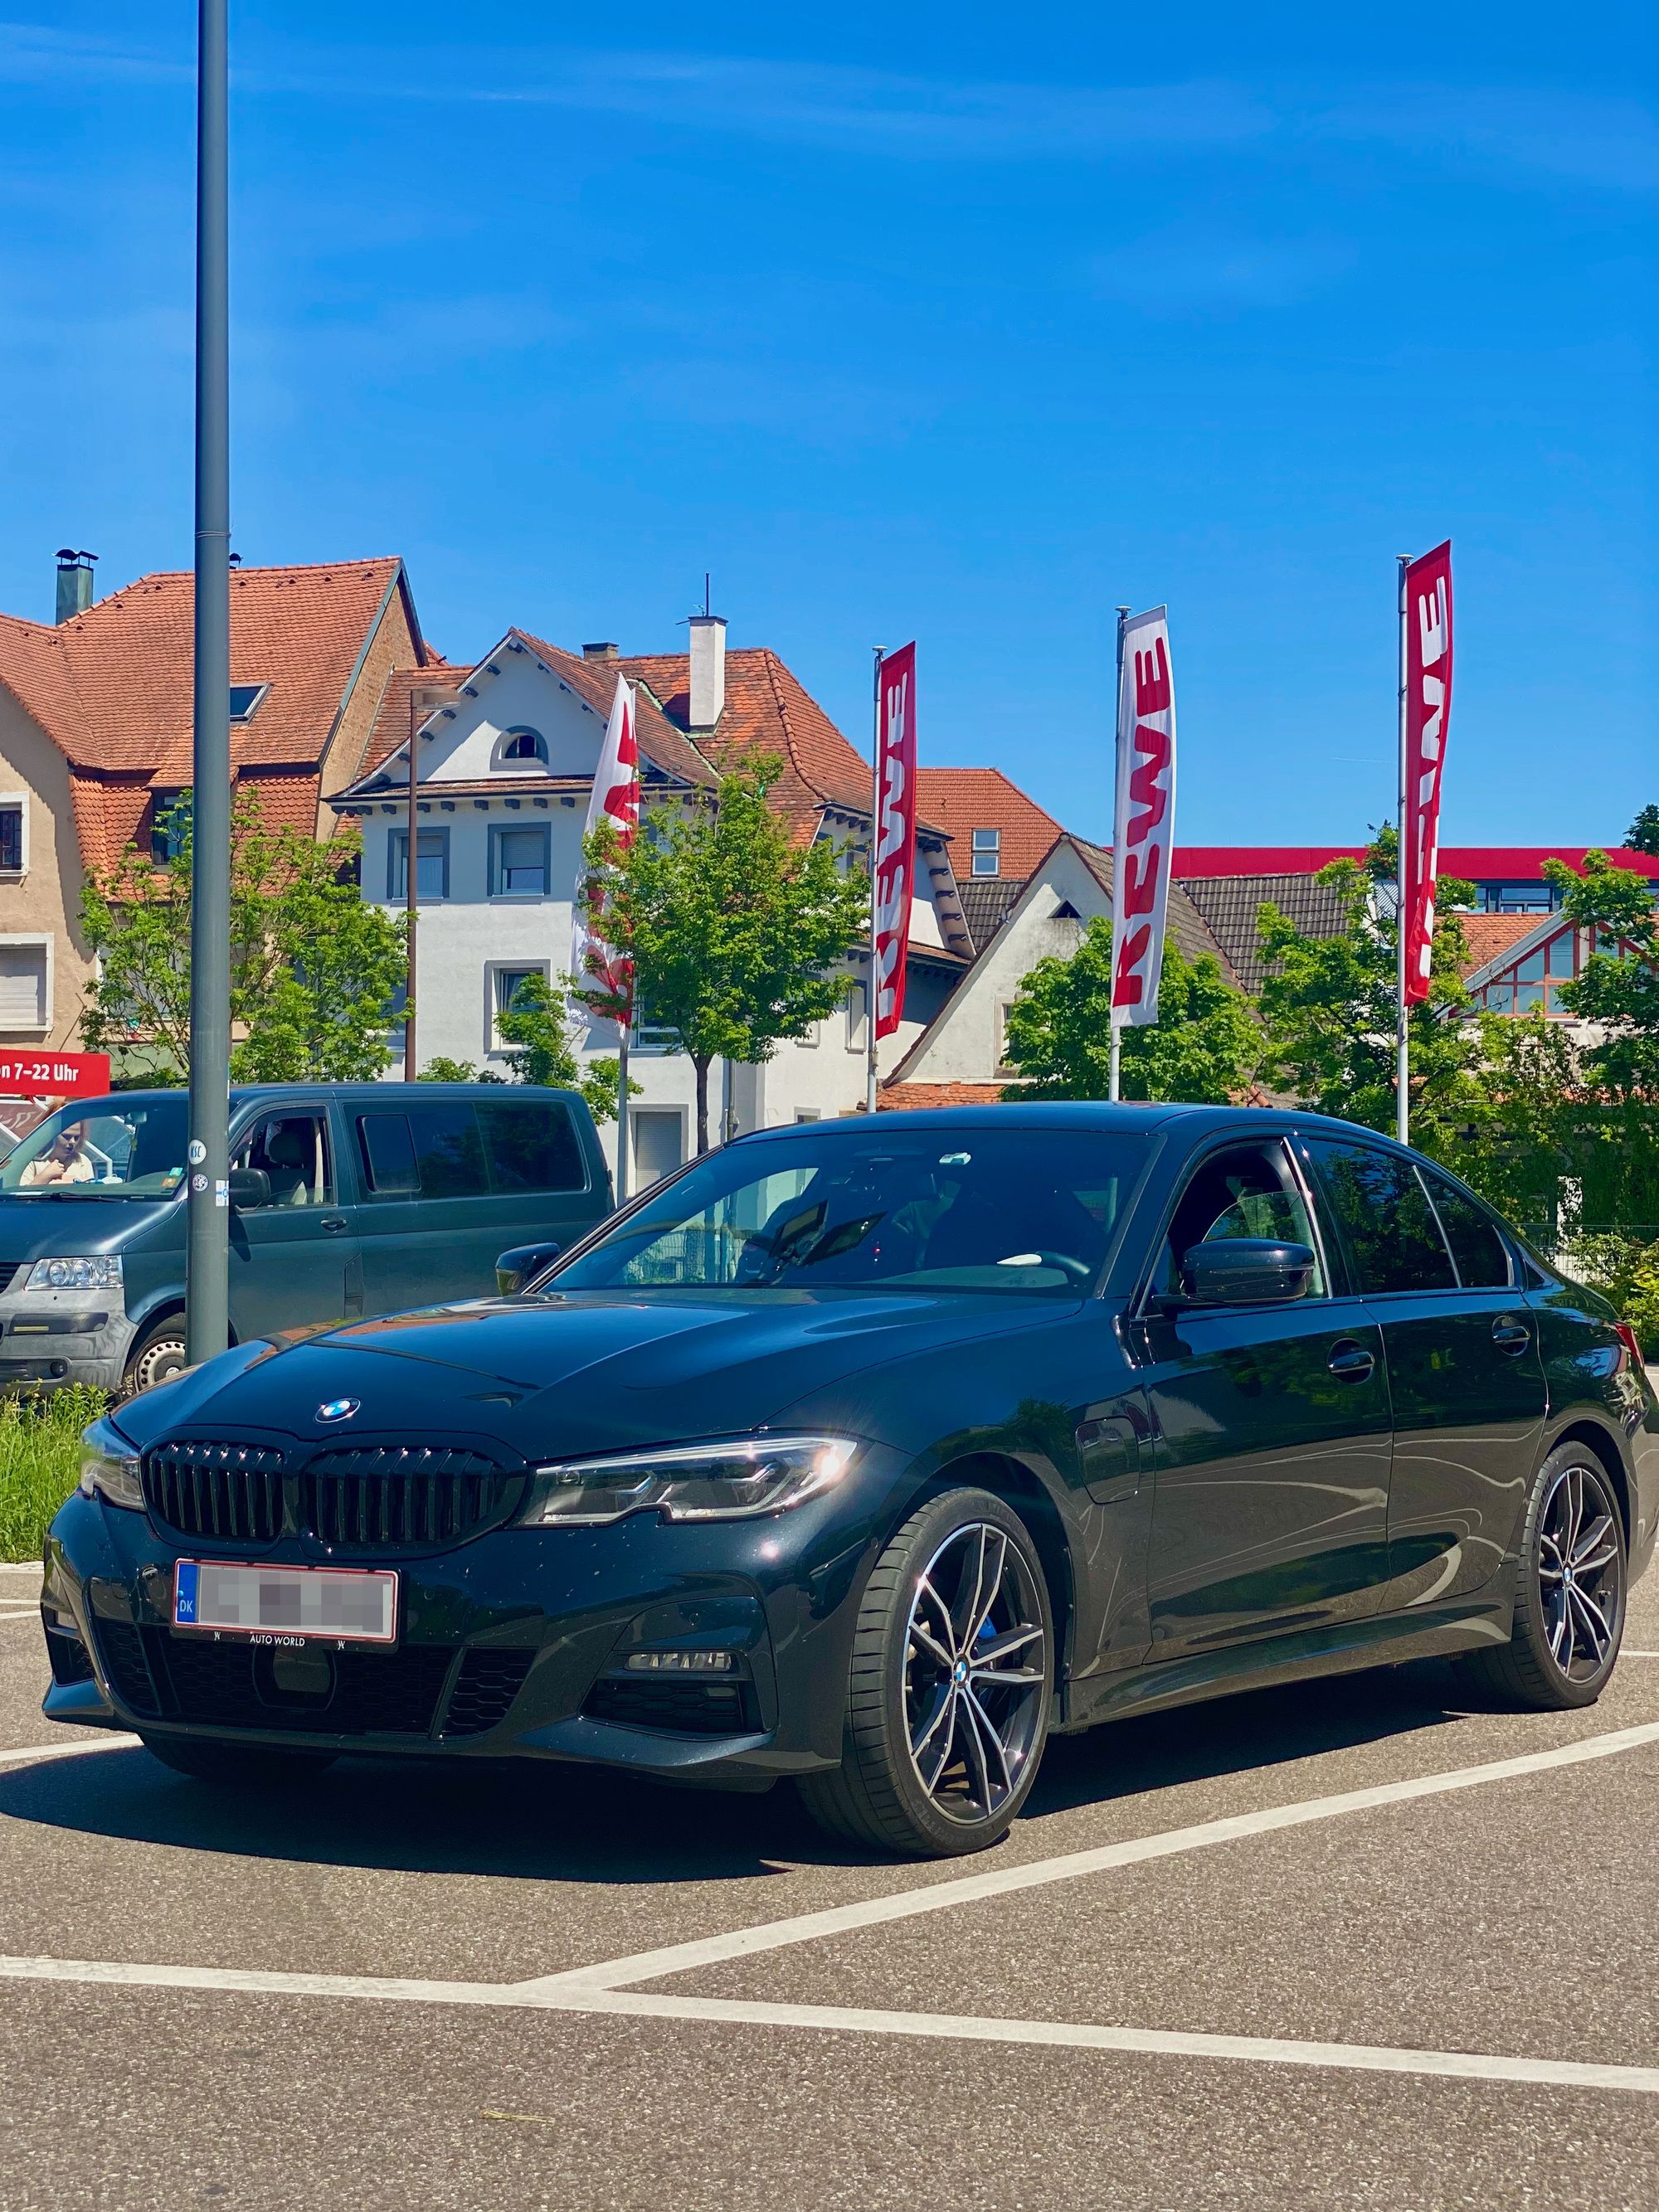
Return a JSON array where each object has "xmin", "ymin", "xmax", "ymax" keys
[
  {"xmin": 1541, "ymin": 849, "xmax": 1659, "ymax": 1230},
  {"xmin": 416, "ymin": 1057, "xmax": 503, "ymax": 1084},
  {"xmin": 576, "ymin": 756, "xmax": 868, "ymax": 1152},
  {"xmin": 80, "ymin": 788, "xmax": 406, "ymax": 1082},
  {"xmin": 1624, "ymin": 804, "xmax": 1659, "ymax": 858},
  {"xmin": 494, "ymin": 971, "xmax": 624, "ymax": 1123},
  {"xmin": 1000, "ymin": 919, "xmax": 1260, "ymax": 1104}
]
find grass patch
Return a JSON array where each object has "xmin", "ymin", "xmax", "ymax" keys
[{"xmin": 0, "ymin": 1387, "xmax": 108, "ymax": 1562}]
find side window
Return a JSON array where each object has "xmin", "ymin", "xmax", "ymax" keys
[
  {"xmin": 357, "ymin": 1114, "xmax": 419, "ymax": 1198},
  {"xmin": 406, "ymin": 1104, "xmax": 488, "ymax": 1198},
  {"xmin": 1418, "ymin": 1166, "xmax": 1513, "ymax": 1290},
  {"xmin": 1152, "ymin": 1141, "xmax": 1326, "ymax": 1300},
  {"xmin": 476, "ymin": 1101, "xmax": 586, "ymax": 1194},
  {"xmin": 234, "ymin": 1114, "xmax": 333, "ymax": 1208},
  {"xmin": 1304, "ymin": 1140, "xmax": 1455, "ymax": 1294}
]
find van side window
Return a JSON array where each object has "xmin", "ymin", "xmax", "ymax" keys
[
  {"xmin": 409, "ymin": 1105, "xmax": 488, "ymax": 1198},
  {"xmin": 234, "ymin": 1114, "xmax": 334, "ymax": 1207},
  {"xmin": 476, "ymin": 1101, "xmax": 586, "ymax": 1194},
  {"xmin": 357, "ymin": 1114, "xmax": 420, "ymax": 1197}
]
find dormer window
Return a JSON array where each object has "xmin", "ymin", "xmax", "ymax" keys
[
  {"xmin": 495, "ymin": 727, "xmax": 548, "ymax": 768},
  {"xmin": 228, "ymin": 683, "xmax": 269, "ymax": 722}
]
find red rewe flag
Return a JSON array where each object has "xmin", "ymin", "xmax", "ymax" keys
[
  {"xmin": 1402, "ymin": 542, "xmax": 1452, "ymax": 1005},
  {"xmin": 1111, "ymin": 607, "xmax": 1176, "ymax": 1026},
  {"xmin": 873, "ymin": 643, "xmax": 917, "ymax": 1039},
  {"xmin": 572, "ymin": 674, "xmax": 640, "ymax": 1018}
]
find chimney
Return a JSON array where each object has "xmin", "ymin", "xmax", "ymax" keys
[
  {"xmin": 55, "ymin": 548, "xmax": 96, "ymax": 624},
  {"xmin": 688, "ymin": 613, "xmax": 726, "ymax": 730},
  {"xmin": 582, "ymin": 641, "xmax": 618, "ymax": 662}
]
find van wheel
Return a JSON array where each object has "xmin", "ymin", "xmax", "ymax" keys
[
  {"xmin": 124, "ymin": 1317, "xmax": 187, "ymax": 1398},
  {"xmin": 798, "ymin": 1488, "xmax": 1054, "ymax": 1858}
]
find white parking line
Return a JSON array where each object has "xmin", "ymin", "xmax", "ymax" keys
[
  {"xmin": 523, "ymin": 1719, "xmax": 1659, "ymax": 1996},
  {"xmin": 0, "ymin": 1735, "xmax": 139, "ymax": 1772},
  {"xmin": 1, "ymin": 1722, "xmax": 1657, "ymax": 2094}
]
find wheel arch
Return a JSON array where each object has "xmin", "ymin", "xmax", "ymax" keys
[
  {"xmin": 1548, "ymin": 1419, "xmax": 1632, "ymax": 1545},
  {"xmin": 907, "ymin": 1450, "xmax": 1077, "ymax": 1679}
]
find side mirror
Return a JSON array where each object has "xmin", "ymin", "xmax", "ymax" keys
[
  {"xmin": 227, "ymin": 1166, "xmax": 270, "ymax": 1211},
  {"xmin": 1180, "ymin": 1238, "xmax": 1316, "ymax": 1308},
  {"xmin": 496, "ymin": 1242, "xmax": 562, "ymax": 1296}
]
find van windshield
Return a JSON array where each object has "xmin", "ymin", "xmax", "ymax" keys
[
  {"xmin": 552, "ymin": 1127, "xmax": 1150, "ymax": 1295},
  {"xmin": 0, "ymin": 1097, "xmax": 189, "ymax": 1198}
]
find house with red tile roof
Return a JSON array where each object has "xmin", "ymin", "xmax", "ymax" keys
[
  {"xmin": 0, "ymin": 552, "xmax": 429, "ymax": 1048},
  {"xmin": 912, "ymin": 767, "xmax": 1066, "ymax": 955},
  {"xmin": 333, "ymin": 616, "xmax": 974, "ymax": 1184}
]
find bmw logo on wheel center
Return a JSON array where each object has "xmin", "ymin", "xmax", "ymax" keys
[{"xmin": 315, "ymin": 1398, "xmax": 360, "ymax": 1424}]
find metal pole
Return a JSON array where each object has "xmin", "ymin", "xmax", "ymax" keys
[
  {"xmin": 865, "ymin": 644, "xmax": 883, "ymax": 1114},
  {"xmin": 403, "ymin": 688, "xmax": 419, "ymax": 1080},
  {"xmin": 185, "ymin": 0, "xmax": 231, "ymax": 1369},
  {"xmin": 1396, "ymin": 554, "xmax": 1410, "ymax": 1147},
  {"xmin": 1108, "ymin": 605, "xmax": 1130, "ymax": 1104},
  {"xmin": 614, "ymin": 1028, "xmax": 630, "ymax": 1202}
]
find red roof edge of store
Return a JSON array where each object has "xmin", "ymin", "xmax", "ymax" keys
[{"xmin": 1172, "ymin": 846, "xmax": 1659, "ymax": 880}]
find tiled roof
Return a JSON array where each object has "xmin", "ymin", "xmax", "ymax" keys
[
  {"xmin": 1175, "ymin": 873, "xmax": 1354, "ymax": 993},
  {"xmin": 0, "ymin": 557, "xmax": 420, "ymax": 872},
  {"xmin": 1070, "ymin": 843, "xmax": 1238, "ymax": 984},
  {"xmin": 956, "ymin": 877, "xmax": 1024, "ymax": 953},
  {"xmin": 615, "ymin": 646, "xmax": 872, "ymax": 837},
  {"xmin": 1453, "ymin": 912, "xmax": 1545, "ymax": 974},
  {"xmin": 913, "ymin": 768, "xmax": 1064, "ymax": 883},
  {"xmin": 1174, "ymin": 843, "xmax": 1659, "ymax": 882},
  {"xmin": 359, "ymin": 664, "xmax": 461, "ymax": 776},
  {"xmin": 878, "ymin": 1082, "xmax": 1009, "ymax": 1111}
]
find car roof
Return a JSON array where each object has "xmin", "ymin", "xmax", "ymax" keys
[{"xmin": 735, "ymin": 1101, "xmax": 1413, "ymax": 1147}]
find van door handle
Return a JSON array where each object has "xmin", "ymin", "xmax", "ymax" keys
[
  {"xmin": 320, "ymin": 1215, "xmax": 348, "ymax": 1235},
  {"xmin": 1328, "ymin": 1340, "xmax": 1375, "ymax": 1383},
  {"xmin": 1492, "ymin": 1317, "xmax": 1530, "ymax": 1354}
]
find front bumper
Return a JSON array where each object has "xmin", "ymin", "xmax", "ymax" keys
[
  {"xmin": 0, "ymin": 1290, "xmax": 132, "ymax": 1392},
  {"xmin": 41, "ymin": 1480, "xmax": 883, "ymax": 1788}
]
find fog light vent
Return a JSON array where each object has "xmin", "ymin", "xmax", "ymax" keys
[{"xmin": 625, "ymin": 1649, "xmax": 734, "ymax": 1673}]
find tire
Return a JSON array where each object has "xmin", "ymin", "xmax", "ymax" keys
[
  {"xmin": 124, "ymin": 1315, "xmax": 187, "ymax": 1398},
  {"xmin": 799, "ymin": 1487, "xmax": 1055, "ymax": 1858},
  {"xmin": 140, "ymin": 1736, "xmax": 337, "ymax": 1786},
  {"xmin": 1459, "ymin": 1443, "xmax": 1627, "ymax": 1711}
]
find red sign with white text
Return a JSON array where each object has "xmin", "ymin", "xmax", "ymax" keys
[
  {"xmin": 873, "ymin": 643, "xmax": 917, "ymax": 1039},
  {"xmin": 1402, "ymin": 542, "xmax": 1452, "ymax": 1005},
  {"xmin": 0, "ymin": 1051, "xmax": 111, "ymax": 1101},
  {"xmin": 1111, "ymin": 607, "xmax": 1176, "ymax": 1026}
]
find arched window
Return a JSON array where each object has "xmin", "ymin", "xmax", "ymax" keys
[{"xmin": 495, "ymin": 727, "xmax": 548, "ymax": 767}]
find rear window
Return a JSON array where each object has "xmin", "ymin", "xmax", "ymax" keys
[
  {"xmin": 357, "ymin": 1101, "xmax": 584, "ymax": 1201},
  {"xmin": 1304, "ymin": 1139, "xmax": 1456, "ymax": 1295}
]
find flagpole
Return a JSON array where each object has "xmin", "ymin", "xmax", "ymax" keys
[
  {"xmin": 1395, "ymin": 553, "xmax": 1410, "ymax": 1147},
  {"xmin": 866, "ymin": 644, "xmax": 882, "ymax": 1114},
  {"xmin": 1108, "ymin": 605, "xmax": 1130, "ymax": 1104},
  {"xmin": 615, "ymin": 1025, "xmax": 630, "ymax": 1202}
]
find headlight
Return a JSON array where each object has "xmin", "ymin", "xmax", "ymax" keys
[
  {"xmin": 517, "ymin": 1435, "xmax": 856, "ymax": 1527},
  {"xmin": 78, "ymin": 1415, "xmax": 144, "ymax": 1511},
  {"xmin": 28, "ymin": 1255, "xmax": 124, "ymax": 1293}
]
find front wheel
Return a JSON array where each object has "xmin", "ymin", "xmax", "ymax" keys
[
  {"xmin": 1459, "ymin": 1445, "xmax": 1627, "ymax": 1710},
  {"xmin": 799, "ymin": 1488, "xmax": 1054, "ymax": 1857},
  {"xmin": 123, "ymin": 1316, "xmax": 187, "ymax": 1398},
  {"xmin": 140, "ymin": 1736, "xmax": 337, "ymax": 1787}
]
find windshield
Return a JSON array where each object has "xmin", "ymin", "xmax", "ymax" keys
[
  {"xmin": 0, "ymin": 1096, "xmax": 189, "ymax": 1198},
  {"xmin": 552, "ymin": 1127, "xmax": 1150, "ymax": 1295}
]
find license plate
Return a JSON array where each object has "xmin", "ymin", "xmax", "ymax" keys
[{"xmin": 173, "ymin": 1561, "xmax": 398, "ymax": 1645}]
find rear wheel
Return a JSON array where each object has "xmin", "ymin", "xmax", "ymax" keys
[
  {"xmin": 799, "ymin": 1487, "xmax": 1054, "ymax": 1857},
  {"xmin": 123, "ymin": 1315, "xmax": 187, "ymax": 1398},
  {"xmin": 1460, "ymin": 1444, "xmax": 1627, "ymax": 1710},
  {"xmin": 140, "ymin": 1736, "xmax": 336, "ymax": 1786}
]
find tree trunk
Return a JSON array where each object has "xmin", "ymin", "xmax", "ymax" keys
[{"xmin": 693, "ymin": 1053, "xmax": 711, "ymax": 1155}]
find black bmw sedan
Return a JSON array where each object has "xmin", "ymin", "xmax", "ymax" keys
[{"xmin": 41, "ymin": 1105, "xmax": 1659, "ymax": 1858}]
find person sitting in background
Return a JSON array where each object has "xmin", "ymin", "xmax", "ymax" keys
[{"xmin": 21, "ymin": 1123, "xmax": 94, "ymax": 1187}]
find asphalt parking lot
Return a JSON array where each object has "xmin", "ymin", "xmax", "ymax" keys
[{"xmin": 2, "ymin": 1551, "xmax": 1657, "ymax": 2212}]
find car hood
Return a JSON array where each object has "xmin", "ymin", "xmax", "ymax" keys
[
  {"xmin": 0, "ymin": 1192, "xmax": 164, "ymax": 1257},
  {"xmin": 115, "ymin": 1288, "xmax": 1078, "ymax": 1461}
]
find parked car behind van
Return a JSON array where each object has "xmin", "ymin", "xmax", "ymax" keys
[{"xmin": 0, "ymin": 1084, "xmax": 612, "ymax": 1395}]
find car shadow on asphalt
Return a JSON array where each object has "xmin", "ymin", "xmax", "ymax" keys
[{"xmin": 0, "ymin": 1660, "xmax": 1477, "ymax": 1882}]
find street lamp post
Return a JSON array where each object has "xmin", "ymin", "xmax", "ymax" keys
[{"xmin": 185, "ymin": 0, "xmax": 231, "ymax": 1368}]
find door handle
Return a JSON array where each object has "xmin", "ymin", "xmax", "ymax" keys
[
  {"xmin": 320, "ymin": 1216, "xmax": 348, "ymax": 1235},
  {"xmin": 1327, "ymin": 1340, "xmax": 1376, "ymax": 1383},
  {"xmin": 1491, "ymin": 1317, "xmax": 1530, "ymax": 1354}
]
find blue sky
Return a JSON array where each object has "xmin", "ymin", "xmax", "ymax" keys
[{"xmin": 1, "ymin": 3, "xmax": 1653, "ymax": 846}]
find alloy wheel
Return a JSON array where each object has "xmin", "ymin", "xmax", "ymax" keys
[
  {"xmin": 1537, "ymin": 1460, "xmax": 1623, "ymax": 1684},
  {"xmin": 902, "ymin": 1520, "xmax": 1048, "ymax": 1827}
]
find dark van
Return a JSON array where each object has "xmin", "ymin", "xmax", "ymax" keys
[{"xmin": 0, "ymin": 1084, "xmax": 613, "ymax": 1395}]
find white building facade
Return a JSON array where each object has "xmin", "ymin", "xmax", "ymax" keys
[{"xmin": 336, "ymin": 622, "xmax": 972, "ymax": 1187}]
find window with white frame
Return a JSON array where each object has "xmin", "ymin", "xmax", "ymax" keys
[
  {"xmin": 0, "ymin": 940, "xmax": 49, "ymax": 1028},
  {"xmin": 630, "ymin": 996, "xmax": 679, "ymax": 1052},
  {"xmin": 971, "ymin": 828, "xmax": 1001, "ymax": 878},
  {"xmin": 490, "ymin": 965, "xmax": 547, "ymax": 1051},
  {"xmin": 490, "ymin": 823, "xmax": 550, "ymax": 897},
  {"xmin": 846, "ymin": 982, "xmax": 868, "ymax": 1053},
  {"xmin": 0, "ymin": 796, "xmax": 24, "ymax": 875},
  {"xmin": 494, "ymin": 727, "xmax": 549, "ymax": 769}
]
